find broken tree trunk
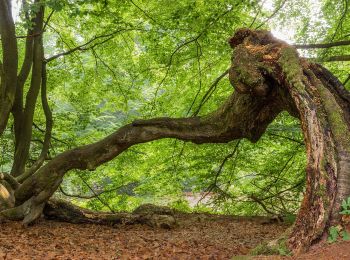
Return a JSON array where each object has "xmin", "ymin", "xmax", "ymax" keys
[{"xmin": 0, "ymin": 28, "xmax": 349, "ymax": 254}]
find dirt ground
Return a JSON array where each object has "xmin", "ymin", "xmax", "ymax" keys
[{"xmin": 0, "ymin": 213, "xmax": 349, "ymax": 259}]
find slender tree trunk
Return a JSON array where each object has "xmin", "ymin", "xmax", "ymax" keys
[
  {"xmin": 0, "ymin": 0, "xmax": 18, "ymax": 136},
  {"xmin": 11, "ymin": 4, "xmax": 45, "ymax": 177}
]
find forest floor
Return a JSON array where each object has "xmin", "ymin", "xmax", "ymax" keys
[{"xmin": 0, "ymin": 213, "xmax": 349, "ymax": 259}]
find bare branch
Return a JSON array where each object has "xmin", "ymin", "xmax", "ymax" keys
[
  {"xmin": 249, "ymin": 194, "xmax": 276, "ymax": 215},
  {"xmin": 43, "ymin": 10, "xmax": 54, "ymax": 32},
  {"xmin": 321, "ymin": 55, "xmax": 350, "ymax": 62},
  {"xmin": 198, "ymin": 140, "xmax": 241, "ymax": 205},
  {"xmin": 59, "ymin": 182, "xmax": 136, "ymax": 199},
  {"xmin": 343, "ymin": 74, "xmax": 350, "ymax": 86},
  {"xmin": 192, "ymin": 69, "xmax": 229, "ymax": 116},
  {"xmin": 45, "ymin": 28, "xmax": 140, "ymax": 62},
  {"xmin": 266, "ymin": 132, "xmax": 304, "ymax": 145},
  {"xmin": 186, "ymin": 40, "xmax": 203, "ymax": 115},
  {"xmin": 330, "ymin": 0, "xmax": 349, "ymax": 42},
  {"xmin": 33, "ymin": 122, "xmax": 69, "ymax": 146},
  {"xmin": 294, "ymin": 40, "xmax": 350, "ymax": 49},
  {"xmin": 150, "ymin": 35, "xmax": 201, "ymax": 110},
  {"xmin": 151, "ymin": 7, "xmax": 234, "ymax": 108},
  {"xmin": 249, "ymin": 0, "xmax": 268, "ymax": 28},
  {"xmin": 129, "ymin": 0, "xmax": 159, "ymax": 25},
  {"xmin": 77, "ymin": 175, "xmax": 115, "ymax": 213},
  {"xmin": 255, "ymin": 0, "xmax": 287, "ymax": 29},
  {"xmin": 90, "ymin": 49, "xmax": 128, "ymax": 105},
  {"xmin": 214, "ymin": 140, "xmax": 241, "ymax": 185}
]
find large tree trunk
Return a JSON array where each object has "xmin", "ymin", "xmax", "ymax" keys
[
  {"xmin": 227, "ymin": 29, "xmax": 350, "ymax": 253},
  {"xmin": 0, "ymin": 22, "xmax": 349, "ymax": 254}
]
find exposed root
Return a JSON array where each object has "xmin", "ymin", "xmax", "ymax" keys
[{"xmin": 43, "ymin": 199, "xmax": 177, "ymax": 229}]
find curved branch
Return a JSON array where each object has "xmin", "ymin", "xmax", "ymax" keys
[
  {"xmin": 76, "ymin": 174, "xmax": 115, "ymax": 212},
  {"xmin": 192, "ymin": 69, "xmax": 229, "ymax": 116},
  {"xmin": 255, "ymin": 0, "xmax": 287, "ymax": 29},
  {"xmin": 45, "ymin": 28, "xmax": 141, "ymax": 62},
  {"xmin": 249, "ymin": 194, "xmax": 276, "ymax": 215},
  {"xmin": 15, "ymin": 90, "xmax": 284, "ymax": 213},
  {"xmin": 0, "ymin": 172, "xmax": 19, "ymax": 190}
]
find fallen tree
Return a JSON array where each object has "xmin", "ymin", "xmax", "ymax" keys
[{"xmin": 0, "ymin": 1, "xmax": 350, "ymax": 254}]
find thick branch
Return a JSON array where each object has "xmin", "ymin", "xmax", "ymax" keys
[
  {"xmin": 294, "ymin": 40, "xmax": 350, "ymax": 49},
  {"xmin": 0, "ymin": 172, "xmax": 19, "ymax": 190},
  {"xmin": 14, "ymin": 90, "xmax": 284, "ymax": 224}
]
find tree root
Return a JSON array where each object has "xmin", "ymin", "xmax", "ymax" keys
[{"xmin": 43, "ymin": 199, "xmax": 177, "ymax": 229}]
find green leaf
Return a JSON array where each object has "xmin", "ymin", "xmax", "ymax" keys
[
  {"xmin": 328, "ymin": 226, "xmax": 339, "ymax": 243},
  {"xmin": 342, "ymin": 231, "xmax": 350, "ymax": 241},
  {"xmin": 342, "ymin": 199, "xmax": 348, "ymax": 210}
]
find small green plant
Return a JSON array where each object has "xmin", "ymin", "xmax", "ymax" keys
[
  {"xmin": 327, "ymin": 197, "xmax": 350, "ymax": 243},
  {"xmin": 250, "ymin": 238, "xmax": 291, "ymax": 256},
  {"xmin": 327, "ymin": 226, "xmax": 341, "ymax": 243},
  {"xmin": 340, "ymin": 197, "xmax": 350, "ymax": 215}
]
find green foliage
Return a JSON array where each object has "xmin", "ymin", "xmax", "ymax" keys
[
  {"xmin": 328, "ymin": 226, "xmax": 340, "ymax": 243},
  {"xmin": 328, "ymin": 197, "xmax": 350, "ymax": 243},
  {"xmin": 1, "ymin": 0, "xmax": 349, "ymax": 216},
  {"xmin": 340, "ymin": 197, "xmax": 350, "ymax": 215},
  {"xmin": 250, "ymin": 238, "xmax": 291, "ymax": 256}
]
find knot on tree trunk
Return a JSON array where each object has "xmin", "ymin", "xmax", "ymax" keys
[{"xmin": 228, "ymin": 28, "xmax": 289, "ymax": 98}]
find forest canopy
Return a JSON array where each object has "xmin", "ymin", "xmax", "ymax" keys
[{"xmin": 0, "ymin": 0, "xmax": 350, "ymax": 253}]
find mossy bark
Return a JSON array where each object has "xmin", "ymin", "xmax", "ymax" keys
[{"xmin": 228, "ymin": 29, "xmax": 350, "ymax": 253}]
